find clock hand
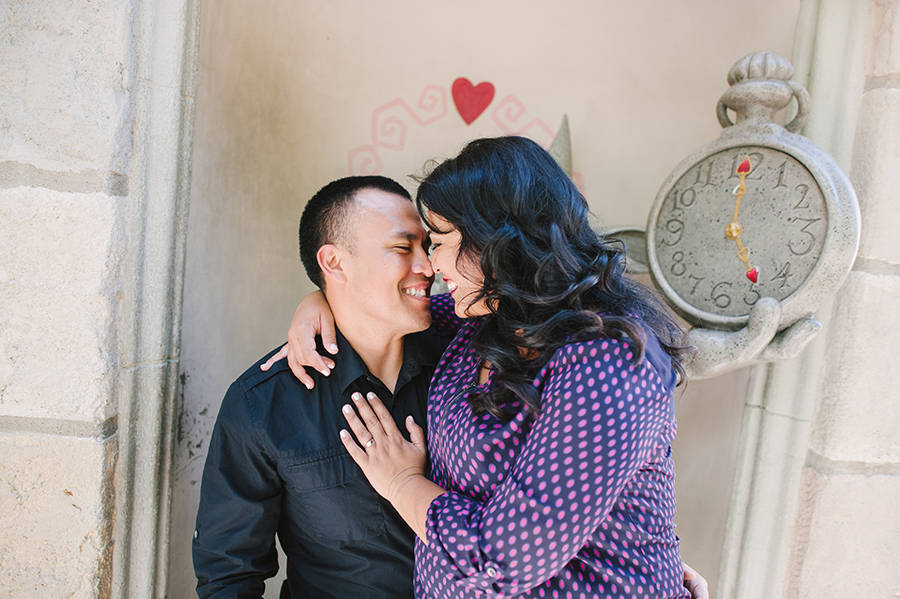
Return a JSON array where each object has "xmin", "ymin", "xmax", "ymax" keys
[{"xmin": 724, "ymin": 156, "xmax": 759, "ymax": 284}]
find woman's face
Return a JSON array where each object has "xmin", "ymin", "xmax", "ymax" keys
[{"xmin": 427, "ymin": 213, "xmax": 489, "ymax": 318}]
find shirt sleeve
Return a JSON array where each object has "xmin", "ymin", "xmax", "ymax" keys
[
  {"xmin": 419, "ymin": 338, "xmax": 674, "ymax": 597},
  {"xmin": 429, "ymin": 292, "xmax": 465, "ymax": 336},
  {"xmin": 193, "ymin": 381, "xmax": 282, "ymax": 599}
]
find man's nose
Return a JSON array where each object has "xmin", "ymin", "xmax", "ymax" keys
[{"xmin": 413, "ymin": 247, "xmax": 434, "ymax": 277}]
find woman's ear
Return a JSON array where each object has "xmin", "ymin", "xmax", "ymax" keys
[{"xmin": 317, "ymin": 244, "xmax": 347, "ymax": 285}]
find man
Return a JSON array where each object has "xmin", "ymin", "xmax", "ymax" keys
[{"xmin": 192, "ymin": 175, "xmax": 447, "ymax": 598}]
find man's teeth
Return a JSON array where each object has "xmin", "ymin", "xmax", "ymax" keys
[
  {"xmin": 447, "ymin": 281, "xmax": 458, "ymax": 292},
  {"xmin": 404, "ymin": 288, "xmax": 427, "ymax": 298}
]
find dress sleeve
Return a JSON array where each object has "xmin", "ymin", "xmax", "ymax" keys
[
  {"xmin": 429, "ymin": 292, "xmax": 465, "ymax": 336},
  {"xmin": 419, "ymin": 338, "xmax": 674, "ymax": 597},
  {"xmin": 193, "ymin": 382, "xmax": 282, "ymax": 599}
]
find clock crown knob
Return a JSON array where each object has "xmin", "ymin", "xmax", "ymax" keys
[
  {"xmin": 727, "ymin": 51, "xmax": 794, "ymax": 85},
  {"xmin": 717, "ymin": 51, "xmax": 811, "ymax": 133}
]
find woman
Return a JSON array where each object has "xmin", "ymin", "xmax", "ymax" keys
[{"xmin": 287, "ymin": 136, "xmax": 697, "ymax": 598}]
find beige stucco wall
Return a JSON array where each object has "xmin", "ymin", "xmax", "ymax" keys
[{"xmin": 171, "ymin": 2, "xmax": 799, "ymax": 597}]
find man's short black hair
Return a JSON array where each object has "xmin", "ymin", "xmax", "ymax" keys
[{"xmin": 299, "ymin": 175, "xmax": 412, "ymax": 288}]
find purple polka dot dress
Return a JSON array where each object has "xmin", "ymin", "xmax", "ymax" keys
[{"xmin": 416, "ymin": 295, "xmax": 688, "ymax": 598}]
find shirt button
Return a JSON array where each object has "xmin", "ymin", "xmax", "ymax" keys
[
  {"xmin": 193, "ymin": 529, "xmax": 199, "ymax": 539},
  {"xmin": 486, "ymin": 567, "xmax": 498, "ymax": 578}
]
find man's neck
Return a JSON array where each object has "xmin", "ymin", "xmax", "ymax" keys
[{"xmin": 333, "ymin": 311, "xmax": 405, "ymax": 394}]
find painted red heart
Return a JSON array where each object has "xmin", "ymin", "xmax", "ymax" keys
[
  {"xmin": 737, "ymin": 156, "xmax": 751, "ymax": 174},
  {"xmin": 452, "ymin": 78, "xmax": 495, "ymax": 125},
  {"xmin": 746, "ymin": 267, "xmax": 759, "ymax": 284}
]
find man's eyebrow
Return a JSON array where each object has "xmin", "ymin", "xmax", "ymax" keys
[{"xmin": 389, "ymin": 230, "xmax": 426, "ymax": 242}]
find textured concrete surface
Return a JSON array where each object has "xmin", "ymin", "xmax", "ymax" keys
[
  {"xmin": 0, "ymin": 431, "xmax": 116, "ymax": 599},
  {"xmin": 851, "ymin": 88, "xmax": 900, "ymax": 264},
  {"xmin": 813, "ymin": 271, "xmax": 900, "ymax": 463},
  {"xmin": 791, "ymin": 469, "xmax": 900, "ymax": 598},
  {"xmin": 0, "ymin": 186, "xmax": 124, "ymax": 423},
  {"xmin": 0, "ymin": 0, "xmax": 134, "ymax": 179}
]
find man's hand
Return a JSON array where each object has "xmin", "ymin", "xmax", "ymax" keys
[
  {"xmin": 260, "ymin": 290, "xmax": 339, "ymax": 389},
  {"xmin": 682, "ymin": 561, "xmax": 709, "ymax": 599}
]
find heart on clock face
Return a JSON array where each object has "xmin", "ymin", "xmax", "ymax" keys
[
  {"xmin": 452, "ymin": 78, "xmax": 495, "ymax": 125},
  {"xmin": 746, "ymin": 267, "xmax": 759, "ymax": 284}
]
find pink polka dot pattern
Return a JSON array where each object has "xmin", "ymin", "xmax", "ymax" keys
[
  {"xmin": 414, "ymin": 312, "xmax": 689, "ymax": 599},
  {"xmin": 429, "ymin": 293, "xmax": 464, "ymax": 336}
]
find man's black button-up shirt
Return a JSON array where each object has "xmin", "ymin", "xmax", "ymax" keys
[{"xmin": 193, "ymin": 327, "xmax": 451, "ymax": 599}]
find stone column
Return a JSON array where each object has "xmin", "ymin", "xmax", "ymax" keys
[
  {"xmin": 0, "ymin": 1, "xmax": 199, "ymax": 597},
  {"xmin": 0, "ymin": 3, "xmax": 132, "ymax": 595},
  {"xmin": 788, "ymin": 0, "xmax": 900, "ymax": 596},
  {"xmin": 719, "ymin": 1, "xmax": 900, "ymax": 597}
]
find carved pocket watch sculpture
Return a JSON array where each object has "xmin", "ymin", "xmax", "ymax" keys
[{"xmin": 646, "ymin": 52, "xmax": 860, "ymax": 336}]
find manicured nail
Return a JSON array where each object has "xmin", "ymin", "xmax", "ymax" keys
[
  {"xmin": 352, "ymin": 393, "xmax": 363, "ymax": 401},
  {"xmin": 304, "ymin": 381, "xmax": 313, "ymax": 390},
  {"xmin": 320, "ymin": 369, "xmax": 330, "ymax": 376},
  {"xmin": 407, "ymin": 415, "xmax": 415, "ymax": 424},
  {"xmin": 367, "ymin": 392, "xmax": 377, "ymax": 401},
  {"xmin": 340, "ymin": 429, "xmax": 348, "ymax": 438},
  {"xmin": 329, "ymin": 344, "xmax": 338, "ymax": 353},
  {"xmin": 342, "ymin": 404, "xmax": 352, "ymax": 414},
  {"xmin": 327, "ymin": 362, "xmax": 335, "ymax": 370}
]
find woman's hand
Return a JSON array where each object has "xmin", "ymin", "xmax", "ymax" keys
[
  {"xmin": 340, "ymin": 391, "xmax": 428, "ymax": 502},
  {"xmin": 260, "ymin": 290, "xmax": 338, "ymax": 389},
  {"xmin": 340, "ymin": 391, "xmax": 445, "ymax": 543}
]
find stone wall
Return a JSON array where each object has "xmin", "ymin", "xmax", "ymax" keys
[
  {"xmin": 0, "ymin": 1, "xmax": 133, "ymax": 596},
  {"xmin": 0, "ymin": 0, "xmax": 199, "ymax": 597},
  {"xmin": 790, "ymin": 0, "xmax": 900, "ymax": 595}
]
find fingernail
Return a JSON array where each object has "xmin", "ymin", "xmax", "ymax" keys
[
  {"xmin": 329, "ymin": 344, "xmax": 338, "ymax": 352},
  {"xmin": 367, "ymin": 392, "xmax": 377, "ymax": 400},
  {"xmin": 407, "ymin": 415, "xmax": 415, "ymax": 424},
  {"xmin": 342, "ymin": 404, "xmax": 352, "ymax": 414},
  {"xmin": 320, "ymin": 369, "xmax": 330, "ymax": 377},
  {"xmin": 305, "ymin": 382, "xmax": 313, "ymax": 390},
  {"xmin": 340, "ymin": 429, "xmax": 348, "ymax": 438},
  {"xmin": 352, "ymin": 393, "xmax": 363, "ymax": 401},
  {"xmin": 327, "ymin": 363, "xmax": 335, "ymax": 370}
]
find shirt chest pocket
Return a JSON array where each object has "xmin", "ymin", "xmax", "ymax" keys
[{"xmin": 283, "ymin": 448, "xmax": 386, "ymax": 542}]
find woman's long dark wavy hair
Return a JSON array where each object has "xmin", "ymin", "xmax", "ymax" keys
[{"xmin": 416, "ymin": 136, "xmax": 689, "ymax": 419}]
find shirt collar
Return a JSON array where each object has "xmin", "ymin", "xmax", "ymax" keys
[{"xmin": 331, "ymin": 325, "xmax": 438, "ymax": 394}]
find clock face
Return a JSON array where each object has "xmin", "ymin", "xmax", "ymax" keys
[{"xmin": 651, "ymin": 146, "xmax": 827, "ymax": 324}]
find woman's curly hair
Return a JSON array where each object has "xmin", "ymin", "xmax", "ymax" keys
[{"xmin": 416, "ymin": 136, "xmax": 689, "ymax": 419}]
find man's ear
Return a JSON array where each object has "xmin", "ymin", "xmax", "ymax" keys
[{"xmin": 317, "ymin": 244, "xmax": 347, "ymax": 285}]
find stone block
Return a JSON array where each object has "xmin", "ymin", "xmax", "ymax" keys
[
  {"xmin": 0, "ymin": 0, "xmax": 133, "ymax": 175},
  {"xmin": 851, "ymin": 88, "xmax": 900, "ymax": 264},
  {"xmin": 0, "ymin": 187, "xmax": 124, "ymax": 422},
  {"xmin": 0, "ymin": 431, "xmax": 116, "ymax": 599},
  {"xmin": 866, "ymin": 0, "xmax": 900, "ymax": 78},
  {"xmin": 811, "ymin": 271, "xmax": 900, "ymax": 463},
  {"xmin": 792, "ymin": 470, "xmax": 900, "ymax": 598}
]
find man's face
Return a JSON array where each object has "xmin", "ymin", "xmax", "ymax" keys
[{"xmin": 339, "ymin": 188, "xmax": 433, "ymax": 337}]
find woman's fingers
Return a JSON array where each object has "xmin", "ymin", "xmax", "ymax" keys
[
  {"xmin": 259, "ymin": 344, "xmax": 316, "ymax": 390},
  {"xmin": 339, "ymin": 429, "xmax": 367, "ymax": 464},
  {"xmin": 363, "ymin": 392, "xmax": 404, "ymax": 435},
  {"xmin": 406, "ymin": 415, "xmax": 426, "ymax": 452},
  {"xmin": 260, "ymin": 344, "xmax": 288, "ymax": 371},
  {"xmin": 351, "ymin": 392, "xmax": 390, "ymax": 437},
  {"xmin": 289, "ymin": 321, "xmax": 334, "ymax": 377},
  {"xmin": 319, "ymin": 310, "xmax": 339, "ymax": 355},
  {"xmin": 342, "ymin": 401, "xmax": 379, "ymax": 446}
]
